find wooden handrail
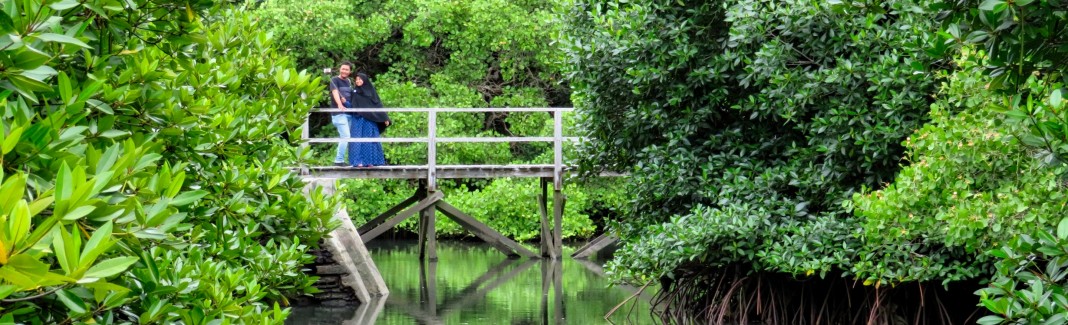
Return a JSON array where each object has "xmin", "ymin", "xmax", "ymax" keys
[
  {"xmin": 301, "ymin": 107, "xmax": 574, "ymax": 191},
  {"xmin": 311, "ymin": 107, "xmax": 575, "ymax": 113}
]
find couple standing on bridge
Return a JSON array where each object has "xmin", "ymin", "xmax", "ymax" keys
[{"xmin": 329, "ymin": 62, "xmax": 392, "ymax": 167}]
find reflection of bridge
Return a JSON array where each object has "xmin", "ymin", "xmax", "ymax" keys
[
  {"xmin": 290, "ymin": 259, "xmax": 566, "ymax": 324},
  {"xmin": 288, "ymin": 256, "xmax": 659, "ymax": 324},
  {"xmin": 384, "ymin": 259, "xmax": 564, "ymax": 325},
  {"xmin": 298, "ymin": 107, "xmax": 619, "ymax": 306}
]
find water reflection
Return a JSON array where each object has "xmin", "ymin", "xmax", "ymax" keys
[{"xmin": 288, "ymin": 240, "xmax": 658, "ymax": 324}]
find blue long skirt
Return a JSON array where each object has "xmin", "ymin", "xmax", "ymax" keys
[{"xmin": 348, "ymin": 115, "xmax": 386, "ymax": 167}]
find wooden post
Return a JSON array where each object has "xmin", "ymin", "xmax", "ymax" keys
[
  {"xmin": 552, "ymin": 191, "xmax": 565, "ymax": 259},
  {"xmin": 419, "ymin": 205, "xmax": 438, "ymax": 261},
  {"xmin": 428, "ymin": 109, "xmax": 438, "ymax": 192},
  {"xmin": 552, "ymin": 107, "xmax": 563, "ymax": 191},
  {"xmin": 301, "ymin": 113, "xmax": 310, "ymax": 141},
  {"xmin": 421, "ymin": 110, "xmax": 438, "ymax": 261},
  {"xmin": 538, "ymin": 177, "xmax": 554, "ymax": 258},
  {"xmin": 552, "ymin": 108, "xmax": 565, "ymax": 259}
]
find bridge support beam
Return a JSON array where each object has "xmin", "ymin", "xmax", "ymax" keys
[
  {"xmin": 360, "ymin": 190, "xmax": 443, "ymax": 243},
  {"xmin": 418, "ymin": 194, "xmax": 438, "ymax": 261},
  {"xmin": 436, "ymin": 200, "xmax": 537, "ymax": 258},
  {"xmin": 538, "ymin": 177, "xmax": 565, "ymax": 259},
  {"xmin": 356, "ymin": 181, "xmax": 536, "ymax": 259},
  {"xmin": 571, "ymin": 233, "xmax": 618, "ymax": 259}
]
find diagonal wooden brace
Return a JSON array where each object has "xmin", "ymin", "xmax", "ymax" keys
[
  {"xmin": 361, "ymin": 191, "xmax": 444, "ymax": 243},
  {"xmin": 435, "ymin": 200, "xmax": 538, "ymax": 258}
]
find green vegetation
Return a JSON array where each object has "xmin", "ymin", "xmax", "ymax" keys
[
  {"xmin": 563, "ymin": 0, "xmax": 938, "ymax": 280},
  {"xmin": 253, "ymin": 0, "xmax": 624, "ymax": 241},
  {"xmin": 563, "ymin": 0, "xmax": 1068, "ymax": 323},
  {"xmin": 0, "ymin": 1, "xmax": 336, "ymax": 323}
]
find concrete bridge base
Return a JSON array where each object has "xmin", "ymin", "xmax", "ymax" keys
[{"xmin": 303, "ymin": 179, "xmax": 388, "ymax": 304}]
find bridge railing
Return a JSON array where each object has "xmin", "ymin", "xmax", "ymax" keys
[{"xmin": 301, "ymin": 107, "xmax": 576, "ymax": 190}]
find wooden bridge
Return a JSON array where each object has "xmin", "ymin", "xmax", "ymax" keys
[
  {"xmin": 297, "ymin": 107, "xmax": 620, "ymax": 305},
  {"xmin": 298, "ymin": 107, "xmax": 619, "ymax": 257}
]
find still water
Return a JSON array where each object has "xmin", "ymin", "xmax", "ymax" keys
[{"xmin": 288, "ymin": 240, "xmax": 659, "ymax": 324}]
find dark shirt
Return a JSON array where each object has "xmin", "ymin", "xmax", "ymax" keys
[{"xmin": 329, "ymin": 76, "xmax": 352, "ymax": 107}]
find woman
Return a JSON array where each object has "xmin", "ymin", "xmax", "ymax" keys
[
  {"xmin": 347, "ymin": 72, "xmax": 391, "ymax": 167},
  {"xmin": 328, "ymin": 62, "xmax": 355, "ymax": 166}
]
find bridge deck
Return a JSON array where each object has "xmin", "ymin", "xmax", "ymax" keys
[
  {"xmin": 300, "ymin": 164, "xmax": 624, "ymax": 179},
  {"xmin": 304, "ymin": 164, "xmax": 557, "ymax": 179}
]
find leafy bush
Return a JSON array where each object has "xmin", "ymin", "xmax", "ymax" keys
[
  {"xmin": 930, "ymin": 1, "xmax": 1068, "ymax": 321},
  {"xmin": 0, "ymin": 1, "xmax": 336, "ymax": 323},
  {"xmin": 254, "ymin": 0, "xmax": 567, "ymax": 105},
  {"xmin": 977, "ymin": 230, "xmax": 1068, "ymax": 325},
  {"xmin": 563, "ymin": 0, "xmax": 940, "ymax": 281},
  {"xmin": 851, "ymin": 54, "xmax": 1068, "ymax": 286}
]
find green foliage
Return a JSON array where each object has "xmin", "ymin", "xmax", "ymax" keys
[
  {"xmin": 929, "ymin": 1, "xmax": 1068, "ymax": 321},
  {"xmin": 252, "ymin": 0, "xmax": 380, "ymax": 70},
  {"xmin": 0, "ymin": 1, "xmax": 336, "ymax": 323},
  {"xmin": 976, "ymin": 231, "xmax": 1068, "ymax": 325},
  {"xmin": 937, "ymin": 0, "xmax": 1068, "ymax": 164},
  {"xmin": 254, "ymin": 0, "xmax": 567, "ymax": 106},
  {"xmin": 563, "ymin": 0, "xmax": 940, "ymax": 281},
  {"xmin": 851, "ymin": 54, "xmax": 1068, "ymax": 286}
]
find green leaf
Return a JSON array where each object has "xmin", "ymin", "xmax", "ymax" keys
[
  {"xmin": 22, "ymin": 215, "xmax": 58, "ymax": 257},
  {"xmin": 27, "ymin": 196, "xmax": 53, "ymax": 216},
  {"xmin": 1057, "ymin": 217, "xmax": 1068, "ymax": 240},
  {"xmin": 62, "ymin": 205, "xmax": 96, "ymax": 221},
  {"xmin": 170, "ymin": 190, "xmax": 207, "ymax": 207},
  {"xmin": 1, "ymin": 125, "xmax": 22, "ymax": 154},
  {"xmin": 1052, "ymin": 89, "xmax": 1063, "ymax": 108},
  {"xmin": 979, "ymin": 0, "xmax": 1004, "ymax": 11},
  {"xmin": 0, "ymin": 172, "xmax": 25, "ymax": 214},
  {"xmin": 6, "ymin": 254, "xmax": 49, "ymax": 278},
  {"xmin": 0, "ymin": 9, "xmax": 13, "ymax": 34},
  {"xmin": 8, "ymin": 200, "xmax": 30, "ymax": 247},
  {"xmin": 98, "ymin": 130, "xmax": 129, "ymax": 138},
  {"xmin": 53, "ymin": 226, "xmax": 74, "ymax": 275},
  {"xmin": 55, "ymin": 289, "xmax": 89, "ymax": 314},
  {"xmin": 33, "ymin": 33, "xmax": 90, "ymax": 49},
  {"xmin": 12, "ymin": 46, "xmax": 50, "ymax": 70},
  {"xmin": 0, "ymin": 285, "xmax": 16, "ymax": 300},
  {"xmin": 21, "ymin": 65, "xmax": 58, "ymax": 81},
  {"xmin": 83, "ymin": 256, "xmax": 138, "ymax": 279},
  {"xmin": 49, "ymin": 0, "xmax": 80, "ymax": 11},
  {"xmin": 976, "ymin": 315, "xmax": 1005, "ymax": 325},
  {"xmin": 0, "ymin": 265, "xmax": 36, "ymax": 289},
  {"xmin": 57, "ymin": 162, "xmax": 73, "ymax": 202},
  {"xmin": 58, "ymin": 71, "xmax": 72, "ymax": 103},
  {"xmin": 79, "ymin": 221, "xmax": 114, "ymax": 266},
  {"xmin": 8, "ymin": 73, "xmax": 51, "ymax": 92}
]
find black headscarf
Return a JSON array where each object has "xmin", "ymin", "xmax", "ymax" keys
[{"xmin": 350, "ymin": 73, "xmax": 391, "ymax": 133}]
